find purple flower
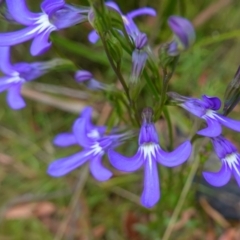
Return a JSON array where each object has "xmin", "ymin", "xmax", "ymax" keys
[
  {"xmin": 108, "ymin": 107, "xmax": 192, "ymax": 208},
  {"xmin": 0, "ymin": 0, "xmax": 89, "ymax": 55},
  {"xmin": 170, "ymin": 93, "xmax": 240, "ymax": 137},
  {"xmin": 0, "ymin": 46, "xmax": 52, "ymax": 109},
  {"xmin": 167, "ymin": 16, "xmax": 195, "ymax": 56},
  {"xmin": 48, "ymin": 107, "xmax": 131, "ymax": 181},
  {"xmin": 74, "ymin": 70, "xmax": 107, "ymax": 90},
  {"xmin": 203, "ymin": 136, "xmax": 240, "ymax": 187},
  {"xmin": 88, "ymin": 1, "xmax": 156, "ymax": 43}
]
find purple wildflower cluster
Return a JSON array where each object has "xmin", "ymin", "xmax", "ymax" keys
[
  {"xmin": 167, "ymin": 92, "xmax": 240, "ymax": 188},
  {"xmin": 0, "ymin": 0, "xmax": 89, "ymax": 55},
  {"xmin": 48, "ymin": 106, "xmax": 191, "ymax": 208},
  {"xmin": 1, "ymin": 0, "xmax": 240, "ymax": 210},
  {"xmin": 0, "ymin": 46, "xmax": 61, "ymax": 109}
]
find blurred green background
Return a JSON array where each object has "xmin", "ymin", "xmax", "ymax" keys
[{"xmin": 1, "ymin": 0, "xmax": 240, "ymax": 239}]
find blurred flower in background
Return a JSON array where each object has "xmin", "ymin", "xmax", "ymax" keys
[
  {"xmin": 48, "ymin": 107, "xmax": 133, "ymax": 181},
  {"xmin": 203, "ymin": 136, "xmax": 240, "ymax": 187},
  {"xmin": 0, "ymin": 0, "xmax": 89, "ymax": 55},
  {"xmin": 167, "ymin": 15, "xmax": 195, "ymax": 56}
]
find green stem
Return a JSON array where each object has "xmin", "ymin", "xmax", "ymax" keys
[
  {"xmin": 110, "ymin": 30, "xmax": 132, "ymax": 54},
  {"xmin": 100, "ymin": 34, "xmax": 130, "ymax": 99},
  {"xmin": 163, "ymin": 107, "xmax": 174, "ymax": 150},
  {"xmin": 143, "ymin": 71, "xmax": 160, "ymax": 100},
  {"xmin": 155, "ymin": 56, "xmax": 179, "ymax": 119},
  {"xmin": 155, "ymin": 70, "xmax": 168, "ymax": 119},
  {"xmin": 99, "ymin": 33, "xmax": 139, "ymax": 126},
  {"xmin": 116, "ymin": 64, "xmax": 140, "ymax": 126}
]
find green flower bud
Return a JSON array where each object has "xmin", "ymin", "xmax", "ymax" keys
[{"xmin": 104, "ymin": 34, "xmax": 123, "ymax": 63}]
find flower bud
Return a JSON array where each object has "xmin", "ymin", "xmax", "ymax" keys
[
  {"xmin": 75, "ymin": 70, "xmax": 93, "ymax": 82},
  {"xmin": 130, "ymin": 50, "xmax": 148, "ymax": 83},
  {"xmin": 105, "ymin": 34, "xmax": 123, "ymax": 63},
  {"xmin": 74, "ymin": 70, "xmax": 108, "ymax": 91},
  {"xmin": 129, "ymin": 49, "xmax": 148, "ymax": 100},
  {"xmin": 134, "ymin": 33, "xmax": 148, "ymax": 49},
  {"xmin": 142, "ymin": 107, "xmax": 153, "ymax": 124},
  {"xmin": 158, "ymin": 43, "xmax": 179, "ymax": 75},
  {"xmin": 167, "ymin": 15, "xmax": 195, "ymax": 56}
]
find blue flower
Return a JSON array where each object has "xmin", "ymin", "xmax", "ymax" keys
[
  {"xmin": 0, "ymin": 46, "xmax": 54, "ymax": 109},
  {"xmin": 203, "ymin": 136, "xmax": 240, "ymax": 187},
  {"xmin": 0, "ymin": 0, "xmax": 89, "ymax": 55},
  {"xmin": 48, "ymin": 107, "xmax": 131, "ymax": 181},
  {"xmin": 88, "ymin": 1, "xmax": 156, "ymax": 43},
  {"xmin": 108, "ymin": 107, "xmax": 192, "ymax": 208},
  {"xmin": 167, "ymin": 16, "xmax": 195, "ymax": 56},
  {"xmin": 169, "ymin": 93, "xmax": 240, "ymax": 137}
]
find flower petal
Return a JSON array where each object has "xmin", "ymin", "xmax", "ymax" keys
[
  {"xmin": 168, "ymin": 16, "xmax": 195, "ymax": 48},
  {"xmin": 6, "ymin": 0, "xmax": 40, "ymax": 25},
  {"xmin": 78, "ymin": 106, "xmax": 106, "ymax": 137},
  {"xmin": 41, "ymin": 0, "xmax": 65, "ymax": 15},
  {"xmin": 141, "ymin": 158, "xmax": 160, "ymax": 208},
  {"xmin": 53, "ymin": 133, "xmax": 77, "ymax": 147},
  {"xmin": 72, "ymin": 118, "xmax": 95, "ymax": 148},
  {"xmin": 106, "ymin": 2, "xmax": 122, "ymax": 14},
  {"xmin": 127, "ymin": 8, "xmax": 156, "ymax": 19},
  {"xmin": 0, "ymin": 47, "xmax": 15, "ymax": 75},
  {"xmin": 211, "ymin": 136, "xmax": 237, "ymax": 159},
  {"xmin": 90, "ymin": 154, "xmax": 112, "ymax": 181},
  {"xmin": 181, "ymin": 99, "xmax": 206, "ymax": 117},
  {"xmin": 30, "ymin": 29, "xmax": 52, "ymax": 56},
  {"xmin": 0, "ymin": 26, "xmax": 38, "ymax": 46},
  {"xmin": 139, "ymin": 122, "xmax": 159, "ymax": 145},
  {"xmin": 80, "ymin": 106, "xmax": 92, "ymax": 119},
  {"xmin": 217, "ymin": 114, "xmax": 240, "ymax": 133},
  {"xmin": 7, "ymin": 84, "xmax": 26, "ymax": 109},
  {"xmin": 0, "ymin": 76, "xmax": 15, "ymax": 92},
  {"xmin": 232, "ymin": 164, "xmax": 240, "ymax": 187},
  {"xmin": 197, "ymin": 117, "xmax": 222, "ymax": 137},
  {"xmin": 202, "ymin": 95, "xmax": 221, "ymax": 110},
  {"xmin": 15, "ymin": 62, "xmax": 48, "ymax": 81},
  {"xmin": 51, "ymin": 4, "xmax": 88, "ymax": 29},
  {"xmin": 108, "ymin": 149, "xmax": 143, "ymax": 172},
  {"xmin": 47, "ymin": 150, "xmax": 90, "ymax": 177},
  {"xmin": 202, "ymin": 163, "xmax": 231, "ymax": 187},
  {"xmin": 88, "ymin": 30, "xmax": 100, "ymax": 44},
  {"xmin": 157, "ymin": 141, "xmax": 191, "ymax": 167}
]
